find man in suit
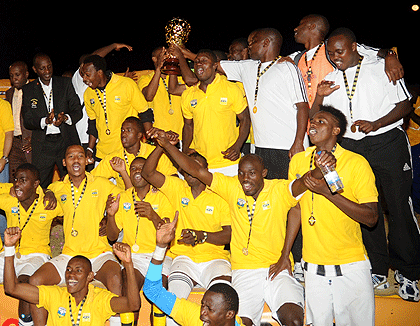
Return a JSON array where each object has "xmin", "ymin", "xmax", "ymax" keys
[
  {"xmin": 6, "ymin": 61, "xmax": 32, "ymax": 182},
  {"xmin": 21, "ymin": 53, "xmax": 82, "ymax": 188}
]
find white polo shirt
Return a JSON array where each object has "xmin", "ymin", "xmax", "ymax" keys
[
  {"xmin": 72, "ymin": 68, "xmax": 89, "ymax": 144},
  {"xmin": 221, "ymin": 59, "xmax": 308, "ymax": 150},
  {"xmin": 322, "ymin": 58, "xmax": 411, "ymax": 141}
]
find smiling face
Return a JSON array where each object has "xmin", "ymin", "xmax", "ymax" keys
[
  {"xmin": 200, "ymin": 291, "xmax": 232, "ymax": 326},
  {"xmin": 238, "ymin": 155, "xmax": 267, "ymax": 199},
  {"xmin": 65, "ymin": 256, "xmax": 94, "ymax": 294},
  {"xmin": 82, "ymin": 63, "xmax": 104, "ymax": 89},
  {"xmin": 63, "ymin": 145, "xmax": 87, "ymax": 178},
  {"xmin": 13, "ymin": 169, "xmax": 39, "ymax": 203},
  {"xmin": 326, "ymin": 35, "xmax": 358, "ymax": 71}
]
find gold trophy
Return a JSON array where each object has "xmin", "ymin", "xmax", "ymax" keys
[{"xmin": 162, "ymin": 18, "xmax": 191, "ymax": 75}]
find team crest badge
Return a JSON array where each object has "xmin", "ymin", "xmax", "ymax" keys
[
  {"xmin": 181, "ymin": 197, "xmax": 190, "ymax": 207},
  {"xmin": 237, "ymin": 198, "xmax": 246, "ymax": 209},
  {"xmin": 123, "ymin": 202, "xmax": 131, "ymax": 211},
  {"xmin": 30, "ymin": 98, "xmax": 38, "ymax": 109},
  {"xmin": 11, "ymin": 206, "xmax": 18, "ymax": 214},
  {"xmin": 190, "ymin": 99, "xmax": 197, "ymax": 108},
  {"xmin": 90, "ymin": 98, "xmax": 95, "ymax": 105},
  {"xmin": 60, "ymin": 194, "xmax": 67, "ymax": 203},
  {"xmin": 57, "ymin": 307, "xmax": 66, "ymax": 318}
]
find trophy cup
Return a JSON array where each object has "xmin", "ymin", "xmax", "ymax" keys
[{"xmin": 162, "ymin": 18, "xmax": 191, "ymax": 75}]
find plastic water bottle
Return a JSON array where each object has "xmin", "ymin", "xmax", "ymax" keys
[{"xmin": 317, "ymin": 151, "xmax": 344, "ymax": 193}]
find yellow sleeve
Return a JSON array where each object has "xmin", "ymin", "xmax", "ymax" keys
[
  {"xmin": 350, "ymin": 157, "xmax": 378, "ymax": 204},
  {"xmin": 181, "ymin": 90, "xmax": 194, "ymax": 120},
  {"xmin": 84, "ymin": 90, "xmax": 97, "ymax": 120},
  {"xmin": 159, "ymin": 176, "xmax": 184, "ymax": 205},
  {"xmin": 229, "ymin": 83, "xmax": 248, "ymax": 115},
  {"xmin": 208, "ymin": 173, "xmax": 237, "ymax": 202},
  {"xmin": 137, "ymin": 73, "xmax": 153, "ymax": 92},
  {"xmin": 156, "ymin": 191, "xmax": 175, "ymax": 221},
  {"xmin": 36, "ymin": 285, "xmax": 56, "ymax": 309},
  {"xmin": 170, "ymin": 298, "xmax": 201, "ymax": 326},
  {"xmin": 0, "ymin": 99, "xmax": 14, "ymax": 132},
  {"xmin": 115, "ymin": 191, "xmax": 130, "ymax": 230},
  {"xmin": 0, "ymin": 183, "xmax": 13, "ymax": 194},
  {"xmin": 218, "ymin": 196, "xmax": 231, "ymax": 227},
  {"xmin": 91, "ymin": 155, "xmax": 117, "ymax": 180},
  {"xmin": 127, "ymin": 78, "xmax": 148, "ymax": 114},
  {"xmin": 96, "ymin": 288, "xmax": 118, "ymax": 317}
]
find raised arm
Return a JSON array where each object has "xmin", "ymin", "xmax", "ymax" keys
[
  {"xmin": 3, "ymin": 227, "xmax": 40, "ymax": 304},
  {"xmin": 109, "ymin": 243, "xmax": 141, "ymax": 313},
  {"xmin": 141, "ymin": 145, "xmax": 166, "ymax": 189},
  {"xmin": 147, "ymin": 128, "xmax": 213, "ymax": 186}
]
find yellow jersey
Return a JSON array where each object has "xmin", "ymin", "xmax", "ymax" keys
[
  {"xmin": 0, "ymin": 98, "xmax": 14, "ymax": 157},
  {"xmin": 181, "ymin": 74, "xmax": 247, "ymax": 169},
  {"xmin": 137, "ymin": 72, "xmax": 184, "ymax": 138},
  {"xmin": 38, "ymin": 283, "xmax": 117, "ymax": 326},
  {"xmin": 0, "ymin": 189, "xmax": 63, "ymax": 256},
  {"xmin": 115, "ymin": 186, "xmax": 174, "ymax": 254},
  {"xmin": 48, "ymin": 173, "xmax": 121, "ymax": 258},
  {"xmin": 84, "ymin": 73, "xmax": 148, "ymax": 159},
  {"xmin": 209, "ymin": 173, "xmax": 298, "ymax": 270},
  {"xmin": 92, "ymin": 142, "xmax": 177, "ymax": 189},
  {"xmin": 289, "ymin": 145, "xmax": 378, "ymax": 265},
  {"xmin": 160, "ymin": 175, "xmax": 231, "ymax": 263}
]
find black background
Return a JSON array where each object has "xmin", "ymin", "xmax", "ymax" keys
[{"xmin": 0, "ymin": 2, "xmax": 418, "ymax": 85}]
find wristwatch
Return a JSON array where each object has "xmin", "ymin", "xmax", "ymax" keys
[{"xmin": 1, "ymin": 156, "xmax": 8, "ymax": 164}]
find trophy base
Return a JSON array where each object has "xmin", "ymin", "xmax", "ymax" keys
[{"xmin": 161, "ymin": 57, "xmax": 181, "ymax": 75}]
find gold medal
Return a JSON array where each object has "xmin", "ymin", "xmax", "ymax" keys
[
  {"xmin": 350, "ymin": 124, "xmax": 357, "ymax": 133},
  {"xmin": 132, "ymin": 244, "xmax": 139, "ymax": 252},
  {"xmin": 168, "ymin": 108, "xmax": 174, "ymax": 115},
  {"xmin": 16, "ymin": 251, "xmax": 21, "ymax": 259},
  {"xmin": 71, "ymin": 229, "xmax": 78, "ymax": 237},
  {"xmin": 242, "ymin": 248, "xmax": 248, "ymax": 256},
  {"xmin": 308, "ymin": 215, "xmax": 316, "ymax": 226},
  {"xmin": 253, "ymin": 106, "xmax": 257, "ymax": 114},
  {"xmin": 106, "ymin": 128, "xmax": 111, "ymax": 135}
]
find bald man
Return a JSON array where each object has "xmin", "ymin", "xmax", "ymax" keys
[{"xmin": 219, "ymin": 28, "xmax": 309, "ymax": 180}]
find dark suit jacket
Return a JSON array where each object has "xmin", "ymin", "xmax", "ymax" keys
[{"xmin": 21, "ymin": 77, "xmax": 82, "ymax": 157}]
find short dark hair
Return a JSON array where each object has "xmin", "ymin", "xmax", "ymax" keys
[
  {"xmin": 131, "ymin": 156, "xmax": 147, "ymax": 167},
  {"xmin": 196, "ymin": 49, "xmax": 218, "ymax": 64},
  {"xmin": 69, "ymin": 255, "xmax": 92, "ymax": 272},
  {"xmin": 123, "ymin": 116, "xmax": 145, "ymax": 135},
  {"xmin": 318, "ymin": 105, "xmax": 348, "ymax": 141},
  {"xmin": 83, "ymin": 54, "xmax": 107, "ymax": 72},
  {"xmin": 329, "ymin": 27, "xmax": 356, "ymax": 43},
  {"xmin": 188, "ymin": 152, "xmax": 208, "ymax": 169},
  {"xmin": 239, "ymin": 154, "xmax": 265, "ymax": 170},
  {"xmin": 207, "ymin": 283, "xmax": 239, "ymax": 314},
  {"xmin": 33, "ymin": 53, "xmax": 51, "ymax": 67},
  {"xmin": 15, "ymin": 163, "xmax": 40, "ymax": 181}
]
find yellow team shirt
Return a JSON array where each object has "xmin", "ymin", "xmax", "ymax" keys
[
  {"xmin": 0, "ymin": 98, "xmax": 14, "ymax": 157},
  {"xmin": 92, "ymin": 143, "xmax": 177, "ymax": 189},
  {"xmin": 37, "ymin": 284, "xmax": 117, "ymax": 326},
  {"xmin": 48, "ymin": 173, "xmax": 121, "ymax": 259},
  {"xmin": 170, "ymin": 297, "xmax": 244, "ymax": 326},
  {"xmin": 209, "ymin": 173, "xmax": 298, "ymax": 270},
  {"xmin": 0, "ymin": 189, "xmax": 63, "ymax": 256},
  {"xmin": 84, "ymin": 73, "xmax": 148, "ymax": 159},
  {"xmin": 160, "ymin": 176, "xmax": 231, "ymax": 263},
  {"xmin": 181, "ymin": 74, "xmax": 247, "ymax": 169},
  {"xmin": 406, "ymin": 96, "xmax": 420, "ymax": 146},
  {"xmin": 115, "ymin": 186, "xmax": 174, "ymax": 254},
  {"xmin": 289, "ymin": 145, "xmax": 378, "ymax": 265},
  {"xmin": 137, "ymin": 72, "xmax": 184, "ymax": 138}
]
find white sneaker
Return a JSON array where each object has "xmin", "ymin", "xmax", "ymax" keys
[
  {"xmin": 394, "ymin": 270, "xmax": 419, "ymax": 302},
  {"xmin": 293, "ymin": 262, "xmax": 305, "ymax": 283},
  {"xmin": 372, "ymin": 273, "xmax": 390, "ymax": 290}
]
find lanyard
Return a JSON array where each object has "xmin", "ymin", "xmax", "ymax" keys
[
  {"xmin": 123, "ymin": 149, "xmax": 141, "ymax": 167},
  {"xmin": 68, "ymin": 295, "xmax": 87, "ymax": 326},
  {"xmin": 16, "ymin": 198, "xmax": 39, "ymax": 255},
  {"xmin": 242, "ymin": 200, "xmax": 257, "ymax": 255},
  {"xmin": 252, "ymin": 55, "xmax": 281, "ymax": 113},
  {"xmin": 342, "ymin": 56, "xmax": 363, "ymax": 122},
  {"xmin": 69, "ymin": 177, "xmax": 88, "ymax": 236},
  {"xmin": 95, "ymin": 89, "xmax": 111, "ymax": 135},
  {"xmin": 304, "ymin": 42, "xmax": 324, "ymax": 100},
  {"xmin": 131, "ymin": 188, "xmax": 144, "ymax": 251},
  {"xmin": 42, "ymin": 88, "xmax": 53, "ymax": 113}
]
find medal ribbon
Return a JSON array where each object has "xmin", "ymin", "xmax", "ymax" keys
[
  {"xmin": 95, "ymin": 89, "xmax": 110, "ymax": 133},
  {"xmin": 304, "ymin": 42, "xmax": 324, "ymax": 94},
  {"xmin": 160, "ymin": 77, "xmax": 172, "ymax": 107},
  {"xmin": 42, "ymin": 88, "xmax": 53, "ymax": 113},
  {"xmin": 342, "ymin": 56, "xmax": 363, "ymax": 122},
  {"xmin": 244, "ymin": 200, "xmax": 257, "ymax": 253},
  {"xmin": 131, "ymin": 188, "xmax": 144, "ymax": 248},
  {"xmin": 253, "ymin": 55, "xmax": 282, "ymax": 108},
  {"xmin": 68, "ymin": 295, "xmax": 87, "ymax": 326},
  {"xmin": 70, "ymin": 177, "xmax": 88, "ymax": 233},
  {"xmin": 17, "ymin": 198, "xmax": 39, "ymax": 252}
]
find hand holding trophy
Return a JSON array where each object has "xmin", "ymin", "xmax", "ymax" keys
[{"xmin": 161, "ymin": 18, "xmax": 191, "ymax": 75}]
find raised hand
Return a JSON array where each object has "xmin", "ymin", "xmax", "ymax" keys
[
  {"xmin": 316, "ymin": 80, "xmax": 340, "ymax": 97},
  {"xmin": 106, "ymin": 193, "xmax": 120, "ymax": 216},
  {"xmin": 156, "ymin": 211, "xmax": 178, "ymax": 247},
  {"xmin": 113, "ymin": 242, "xmax": 132, "ymax": 264}
]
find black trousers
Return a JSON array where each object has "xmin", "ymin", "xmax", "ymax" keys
[
  {"xmin": 341, "ymin": 128, "xmax": 420, "ymax": 281},
  {"xmin": 32, "ymin": 134, "xmax": 66, "ymax": 188}
]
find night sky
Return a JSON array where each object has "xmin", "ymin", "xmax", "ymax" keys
[{"xmin": 0, "ymin": 2, "xmax": 418, "ymax": 85}]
